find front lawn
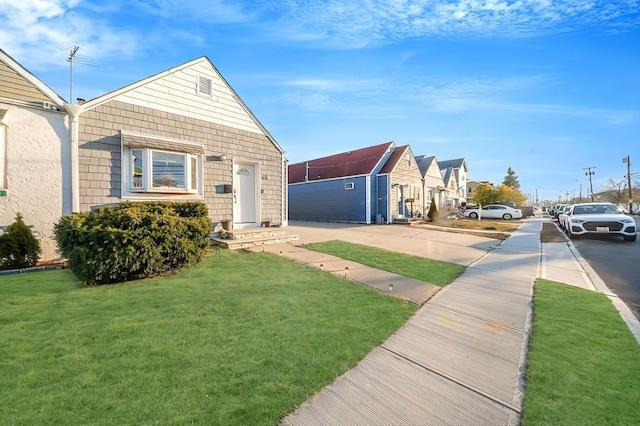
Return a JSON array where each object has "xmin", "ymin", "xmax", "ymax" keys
[
  {"xmin": 304, "ymin": 240, "xmax": 464, "ymax": 286},
  {"xmin": 523, "ymin": 279, "xmax": 640, "ymax": 425},
  {"xmin": 0, "ymin": 249, "xmax": 415, "ymax": 425}
]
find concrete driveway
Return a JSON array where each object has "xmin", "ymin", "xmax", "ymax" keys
[{"xmin": 287, "ymin": 221, "xmax": 498, "ymax": 266}]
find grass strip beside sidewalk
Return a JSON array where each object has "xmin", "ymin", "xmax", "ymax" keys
[
  {"xmin": 0, "ymin": 250, "xmax": 415, "ymax": 425},
  {"xmin": 304, "ymin": 240, "xmax": 464, "ymax": 286},
  {"xmin": 523, "ymin": 279, "xmax": 640, "ymax": 425}
]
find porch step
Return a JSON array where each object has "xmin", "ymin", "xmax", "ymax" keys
[
  {"xmin": 219, "ymin": 228, "xmax": 287, "ymax": 241},
  {"xmin": 392, "ymin": 217, "xmax": 422, "ymax": 224},
  {"xmin": 212, "ymin": 234, "xmax": 299, "ymax": 250}
]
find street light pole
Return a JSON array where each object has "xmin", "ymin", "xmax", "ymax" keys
[
  {"xmin": 584, "ymin": 167, "xmax": 596, "ymax": 202},
  {"xmin": 623, "ymin": 156, "xmax": 632, "ymax": 213}
]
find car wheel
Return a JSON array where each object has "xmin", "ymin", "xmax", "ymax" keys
[
  {"xmin": 567, "ymin": 229, "xmax": 576, "ymax": 239},
  {"xmin": 503, "ymin": 213, "xmax": 512, "ymax": 220},
  {"xmin": 469, "ymin": 212, "xmax": 478, "ymax": 219},
  {"xmin": 623, "ymin": 234, "xmax": 637, "ymax": 242}
]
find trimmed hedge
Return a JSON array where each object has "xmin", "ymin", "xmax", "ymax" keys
[{"xmin": 55, "ymin": 201, "xmax": 211, "ymax": 285}]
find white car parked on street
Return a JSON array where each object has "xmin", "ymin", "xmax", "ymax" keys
[
  {"xmin": 565, "ymin": 202, "xmax": 636, "ymax": 242},
  {"xmin": 463, "ymin": 204, "xmax": 523, "ymax": 220}
]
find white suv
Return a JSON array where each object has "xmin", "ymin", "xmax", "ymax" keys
[{"xmin": 565, "ymin": 203, "xmax": 636, "ymax": 242}]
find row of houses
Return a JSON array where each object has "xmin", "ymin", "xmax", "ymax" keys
[
  {"xmin": 1, "ymin": 47, "xmax": 475, "ymax": 262},
  {"xmin": 287, "ymin": 143, "xmax": 469, "ymax": 224},
  {"xmin": 1, "ymin": 49, "xmax": 287, "ymax": 261}
]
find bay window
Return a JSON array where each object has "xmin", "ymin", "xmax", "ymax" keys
[{"xmin": 121, "ymin": 130, "xmax": 204, "ymax": 196}]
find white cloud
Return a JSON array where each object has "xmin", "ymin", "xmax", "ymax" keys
[
  {"xmin": 0, "ymin": 0, "xmax": 139, "ymax": 70},
  {"xmin": 268, "ymin": 0, "xmax": 640, "ymax": 47}
]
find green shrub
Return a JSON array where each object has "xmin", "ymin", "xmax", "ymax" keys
[
  {"xmin": 427, "ymin": 198, "xmax": 438, "ymax": 222},
  {"xmin": 55, "ymin": 202, "xmax": 211, "ymax": 285},
  {"xmin": 0, "ymin": 213, "xmax": 42, "ymax": 270}
]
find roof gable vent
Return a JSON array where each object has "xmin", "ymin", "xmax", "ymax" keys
[{"xmin": 197, "ymin": 76, "xmax": 212, "ymax": 96}]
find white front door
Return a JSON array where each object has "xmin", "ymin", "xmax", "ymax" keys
[{"xmin": 233, "ymin": 163, "xmax": 257, "ymax": 224}]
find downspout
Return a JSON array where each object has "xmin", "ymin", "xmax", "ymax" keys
[
  {"xmin": 283, "ymin": 154, "xmax": 288, "ymax": 226},
  {"xmin": 64, "ymin": 103, "xmax": 82, "ymax": 213},
  {"xmin": 421, "ymin": 177, "xmax": 426, "ymax": 218}
]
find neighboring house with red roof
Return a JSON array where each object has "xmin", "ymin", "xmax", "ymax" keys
[
  {"xmin": 415, "ymin": 155, "xmax": 447, "ymax": 217},
  {"xmin": 438, "ymin": 158, "xmax": 468, "ymax": 207},
  {"xmin": 288, "ymin": 142, "xmax": 395, "ymax": 223},
  {"xmin": 288, "ymin": 142, "xmax": 424, "ymax": 223},
  {"xmin": 0, "ymin": 49, "xmax": 70, "ymax": 261}
]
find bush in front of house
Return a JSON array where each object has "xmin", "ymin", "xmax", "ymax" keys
[
  {"xmin": 54, "ymin": 201, "xmax": 211, "ymax": 285},
  {"xmin": 0, "ymin": 213, "xmax": 42, "ymax": 271},
  {"xmin": 427, "ymin": 198, "xmax": 438, "ymax": 222}
]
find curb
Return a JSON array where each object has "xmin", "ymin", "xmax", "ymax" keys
[{"xmin": 565, "ymin": 239, "xmax": 640, "ymax": 343}]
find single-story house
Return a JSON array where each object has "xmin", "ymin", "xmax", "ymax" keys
[
  {"xmin": 1, "ymin": 52, "xmax": 288, "ymax": 261},
  {"xmin": 0, "ymin": 49, "xmax": 71, "ymax": 261},
  {"xmin": 288, "ymin": 142, "xmax": 395, "ymax": 223},
  {"xmin": 68, "ymin": 56, "xmax": 288, "ymax": 232},
  {"xmin": 288, "ymin": 142, "xmax": 425, "ymax": 224}
]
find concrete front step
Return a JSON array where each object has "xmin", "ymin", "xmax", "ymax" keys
[
  {"xmin": 219, "ymin": 228, "xmax": 287, "ymax": 241},
  {"xmin": 393, "ymin": 217, "xmax": 422, "ymax": 224},
  {"xmin": 212, "ymin": 234, "xmax": 299, "ymax": 250}
]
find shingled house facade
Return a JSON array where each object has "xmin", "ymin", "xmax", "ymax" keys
[{"xmin": 67, "ymin": 57, "xmax": 288, "ymax": 231}]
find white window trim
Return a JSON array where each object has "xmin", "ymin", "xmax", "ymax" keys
[
  {"xmin": 345, "ymin": 182, "xmax": 354, "ymax": 190},
  {"xmin": 124, "ymin": 146, "xmax": 201, "ymax": 194},
  {"xmin": 121, "ymin": 131, "xmax": 204, "ymax": 200}
]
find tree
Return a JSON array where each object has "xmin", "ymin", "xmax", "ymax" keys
[
  {"xmin": 503, "ymin": 167, "xmax": 520, "ymax": 189},
  {"xmin": 472, "ymin": 183, "xmax": 527, "ymax": 206},
  {"xmin": 471, "ymin": 183, "xmax": 498, "ymax": 205},
  {"xmin": 0, "ymin": 213, "xmax": 42, "ymax": 270},
  {"xmin": 427, "ymin": 197, "xmax": 438, "ymax": 222}
]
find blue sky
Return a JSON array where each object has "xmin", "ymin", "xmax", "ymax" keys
[{"xmin": 2, "ymin": 0, "xmax": 639, "ymax": 203}]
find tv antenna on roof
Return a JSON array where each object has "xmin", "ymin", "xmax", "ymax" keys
[{"xmin": 67, "ymin": 46, "xmax": 80, "ymax": 103}]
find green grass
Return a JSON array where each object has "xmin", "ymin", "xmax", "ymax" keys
[
  {"xmin": 304, "ymin": 240, "xmax": 464, "ymax": 286},
  {"xmin": 0, "ymin": 250, "xmax": 416, "ymax": 425},
  {"xmin": 523, "ymin": 279, "xmax": 640, "ymax": 425}
]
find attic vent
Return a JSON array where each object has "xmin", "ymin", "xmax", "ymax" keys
[{"xmin": 197, "ymin": 76, "xmax": 212, "ymax": 96}]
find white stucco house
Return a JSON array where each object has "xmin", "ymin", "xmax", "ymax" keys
[{"xmin": 0, "ymin": 49, "xmax": 71, "ymax": 261}]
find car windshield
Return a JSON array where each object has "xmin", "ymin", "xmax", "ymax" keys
[{"xmin": 572, "ymin": 204, "xmax": 622, "ymax": 215}]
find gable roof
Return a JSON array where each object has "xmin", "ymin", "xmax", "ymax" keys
[
  {"xmin": 441, "ymin": 167, "xmax": 454, "ymax": 187},
  {"xmin": 288, "ymin": 141, "xmax": 394, "ymax": 184},
  {"xmin": 438, "ymin": 158, "xmax": 467, "ymax": 172},
  {"xmin": 379, "ymin": 145, "xmax": 411, "ymax": 174},
  {"xmin": 76, "ymin": 56, "xmax": 284, "ymax": 154},
  {"xmin": 0, "ymin": 49, "xmax": 66, "ymax": 107},
  {"xmin": 414, "ymin": 154, "xmax": 436, "ymax": 177}
]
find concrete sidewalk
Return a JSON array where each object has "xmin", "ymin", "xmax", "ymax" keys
[{"xmin": 272, "ymin": 218, "xmax": 639, "ymax": 425}]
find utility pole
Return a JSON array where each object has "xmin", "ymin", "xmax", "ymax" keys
[
  {"xmin": 584, "ymin": 167, "xmax": 596, "ymax": 202},
  {"xmin": 579, "ymin": 183, "xmax": 582, "ymax": 203},
  {"xmin": 623, "ymin": 156, "xmax": 632, "ymax": 213},
  {"xmin": 67, "ymin": 46, "xmax": 79, "ymax": 103}
]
